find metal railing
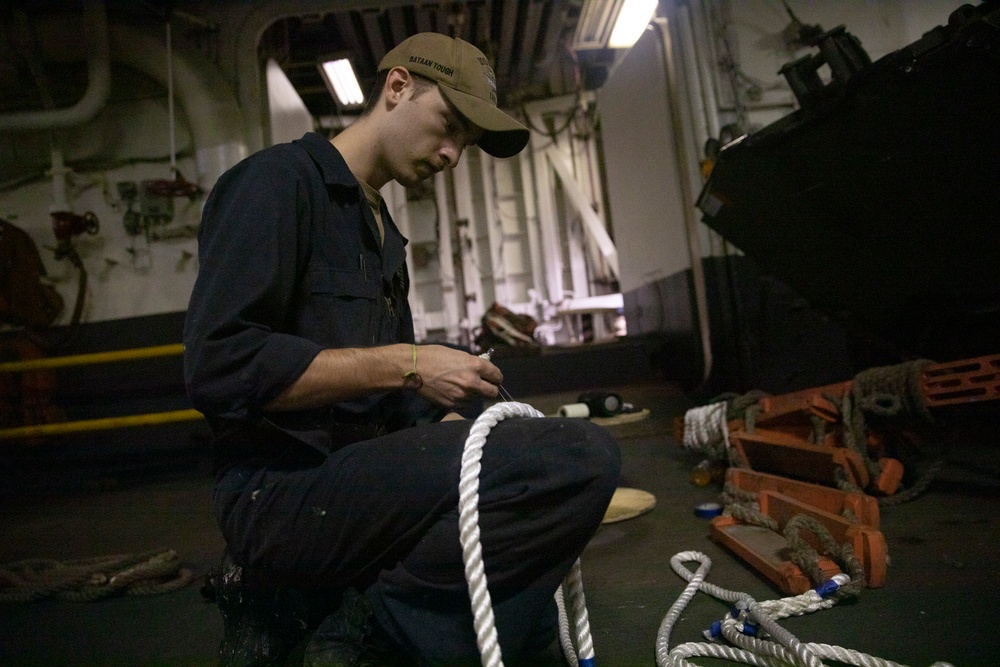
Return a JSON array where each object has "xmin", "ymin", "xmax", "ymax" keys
[{"xmin": 0, "ymin": 343, "xmax": 201, "ymax": 441}]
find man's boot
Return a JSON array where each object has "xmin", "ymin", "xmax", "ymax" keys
[{"xmin": 209, "ymin": 551, "xmax": 322, "ymax": 667}]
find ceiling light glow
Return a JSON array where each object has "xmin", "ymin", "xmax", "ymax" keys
[
  {"xmin": 321, "ymin": 58, "xmax": 364, "ymax": 106},
  {"xmin": 608, "ymin": 0, "xmax": 658, "ymax": 49}
]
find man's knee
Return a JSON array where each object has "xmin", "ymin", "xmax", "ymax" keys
[
  {"xmin": 538, "ymin": 418, "xmax": 621, "ymax": 489},
  {"xmin": 483, "ymin": 417, "xmax": 620, "ymax": 510}
]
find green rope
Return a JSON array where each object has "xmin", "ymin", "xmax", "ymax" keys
[
  {"xmin": 808, "ymin": 413, "xmax": 828, "ymax": 444},
  {"xmin": 724, "ymin": 390, "xmax": 770, "ymax": 433},
  {"xmin": 720, "ymin": 483, "xmax": 778, "ymax": 530},
  {"xmin": 878, "ymin": 459, "xmax": 946, "ymax": 507},
  {"xmin": 719, "ymin": 484, "xmax": 866, "ymax": 595},
  {"xmin": 783, "ymin": 514, "xmax": 865, "ymax": 598},
  {"xmin": 839, "ymin": 359, "xmax": 938, "ymax": 499}
]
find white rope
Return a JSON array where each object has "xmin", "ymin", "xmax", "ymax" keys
[
  {"xmin": 459, "ymin": 401, "xmax": 596, "ymax": 667},
  {"xmin": 682, "ymin": 401, "xmax": 730, "ymax": 453},
  {"xmin": 555, "ymin": 586, "xmax": 579, "ymax": 667},
  {"xmin": 656, "ymin": 551, "xmax": 955, "ymax": 667},
  {"xmin": 564, "ymin": 560, "xmax": 595, "ymax": 664}
]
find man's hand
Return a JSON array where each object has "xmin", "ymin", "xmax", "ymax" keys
[{"xmin": 413, "ymin": 344, "xmax": 503, "ymax": 409}]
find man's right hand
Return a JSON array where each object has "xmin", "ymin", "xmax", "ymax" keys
[{"xmin": 411, "ymin": 344, "xmax": 503, "ymax": 409}]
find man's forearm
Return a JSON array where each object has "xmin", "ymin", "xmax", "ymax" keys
[
  {"xmin": 265, "ymin": 342, "xmax": 503, "ymax": 413},
  {"xmin": 264, "ymin": 344, "xmax": 414, "ymax": 412}
]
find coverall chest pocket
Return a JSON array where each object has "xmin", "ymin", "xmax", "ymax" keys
[{"xmin": 303, "ymin": 266, "xmax": 380, "ymax": 347}]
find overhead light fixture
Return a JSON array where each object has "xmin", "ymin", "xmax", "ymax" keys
[
  {"xmin": 319, "ymin": 58, "xmax": 364, "ymax": 107},
  {"xmin": 573, "ymin": 0, "xmax": 659, "ymax": 51},
  {"xmin": 608, "ymin": 0, "xmax": 658, "ymax": 48}
]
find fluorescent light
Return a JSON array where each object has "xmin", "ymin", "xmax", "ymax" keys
[
  {"xmin": 608, "ymin": 0, "xmax": 658, "ymax": 49},
  {"xmin": 320, "ymin": 58, "xmax": 364, "ymax": 106}
]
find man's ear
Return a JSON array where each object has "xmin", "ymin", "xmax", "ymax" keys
[{"xmin": 384, "ymin": 67, "xmax": 410, "ymax": 108}]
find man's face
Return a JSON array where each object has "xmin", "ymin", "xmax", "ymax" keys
[{"xmin": 384, "ymin": 75, "xmax": 483, "ymax": 188}]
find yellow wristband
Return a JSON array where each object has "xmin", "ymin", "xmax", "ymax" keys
[{"xmin": 402, "ymin": 343, "xmax": 422, "ymax": 388}]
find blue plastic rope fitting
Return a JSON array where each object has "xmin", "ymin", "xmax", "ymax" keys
[
  {"xmin": 709, "ymin": 620, "xmax": 722, "ymax": 638},
  {"xmin": 579, "ymin": 658, "xmax": 596, "ymax": 667},
  {"xmin": 741, "ymin": 622, "xmax": 758, "ymax": 637},
  {"xmin": 815, "ymin": 579, "xmax": 841, "ymax": 598}
]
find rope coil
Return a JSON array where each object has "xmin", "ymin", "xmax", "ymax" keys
[
  {"xmin": 0, "ymin": 549, "xmax": 193, "ymax": 603},
  {"xmin": 682, "ymin": 401, "xmax": 730, "ymax": 458}
]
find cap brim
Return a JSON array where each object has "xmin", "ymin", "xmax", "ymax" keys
[{"xmin": 438, "ymin": 85, "xmax": 529, "ymax": 158}]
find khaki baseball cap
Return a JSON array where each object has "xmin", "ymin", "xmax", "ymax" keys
[{"xmin": 379, "ymin": 33, "xmax": 530, "ymax": 158}]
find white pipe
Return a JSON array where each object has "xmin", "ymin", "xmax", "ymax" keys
[
  {"xmin": 695, "ymin": 0, "xmax": 736, "ymax": 121},
  {"xmin": 387, "ymin": 181, "xmax": 429, "ymax": 341},
  {"xmin": 581, "ymin": 121, "xmax": 612, "ymax": 286},
  {"xmin": 676, "ymin": 4, "xmax": 710, "ymax": 160},
  {"xmin": 108, "ymin": 24, "xmax": 246, "ymax": 189},
  {"xmin": 657, "ymin": 17, "xmax": 713, "ymax": 388},
  {"xmin": 517, "ymin": 149, "xmax": 546, "ymax": 318},
  {"xmin": 49, "ymin": 145, "xmax": 70, "ymax": 212},
  {"xmin": 166, "ymin": 19, "xmax": 177, "ymax": 175},
  {"xmin": 689, "ymin": 0, "xmax": 722, "ymax": 139},
  {"xmin": 565, "ymin": 134, "xmax": 592, "ymax": 302},
  {"xmin": 479, "ymin": 153, "xmax": 511, "ymax": 307},
  {"xmin": 0, "ymin": 0, "xmax": 110, "ymax": 131},
  {"xmin": 527, "ymin": 117, "xmax": 565, "ymax": 307},
  {"xmin": 453, "ymin": 157, "xmax": 486, "ymax": 327},
  {"xmin": 227, "ymin": 0, "xmax": 418, "ymax": 153}
]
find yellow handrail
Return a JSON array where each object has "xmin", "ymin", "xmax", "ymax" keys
[
  {"xmin": 0, "ymin": 343, "xmax": 184, "ymax": 373},
  {"xmin": 0, "ymin": 409, "xmax": 203, "ymax": 441}
]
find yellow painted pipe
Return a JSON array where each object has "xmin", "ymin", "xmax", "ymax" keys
[
  {"xmin": 0, "ymin": 409, "xmax": 203, "ymax": 440},
  {"xmin": 0, "ymin": 343, "xmax": 184, "ymax": 373}
]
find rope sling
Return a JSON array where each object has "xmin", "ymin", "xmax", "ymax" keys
[
  {"xmin": 656, "ymin": 551, "xmax": 955, "ymax": 667},
  {"xmin": 0, "ymin": 359, "xmax": 953, "ymax": 665}
]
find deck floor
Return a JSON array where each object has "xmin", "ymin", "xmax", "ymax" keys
[{"xmin": 3, "ymin": 380, "xmax": 998, "ymax": 666}]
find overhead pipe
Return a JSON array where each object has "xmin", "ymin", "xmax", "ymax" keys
[
  {"xmin": 0, "ymin": 0, "xmax": 110, "ymax": 132},
  {"xmin": 108, "ymin": 23, "xmax": 246, "ymax": 189},
  {"xmin": 675, "ymin": 3, "xmax": 711, "ymax": 163},
  {"xmin": 515, "ymin": 148, "xmax": 546, "ymax": 315},
  {"xmin": 434, "ymin": 170, "xmax": 463, "ymax": 344},
  {"xmin": 227, "ymin": 0, "xmax": 460, "ymax": 152}
]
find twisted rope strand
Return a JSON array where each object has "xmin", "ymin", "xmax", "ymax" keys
[
  {"xmin": 565, "ymin": 560, "xmax": 595, "ymax": 664},
  {"xmin": 460, "ymin": 401, "xmax": 596, "ymax": 667},
  {"xmin": 461, "ymin": 403, "xmax": 538, "ymax": 667}
]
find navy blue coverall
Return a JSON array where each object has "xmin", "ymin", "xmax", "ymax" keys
[{"xmin": 183, "ymin": 132, "xmax": 620, "ymax": 665}]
